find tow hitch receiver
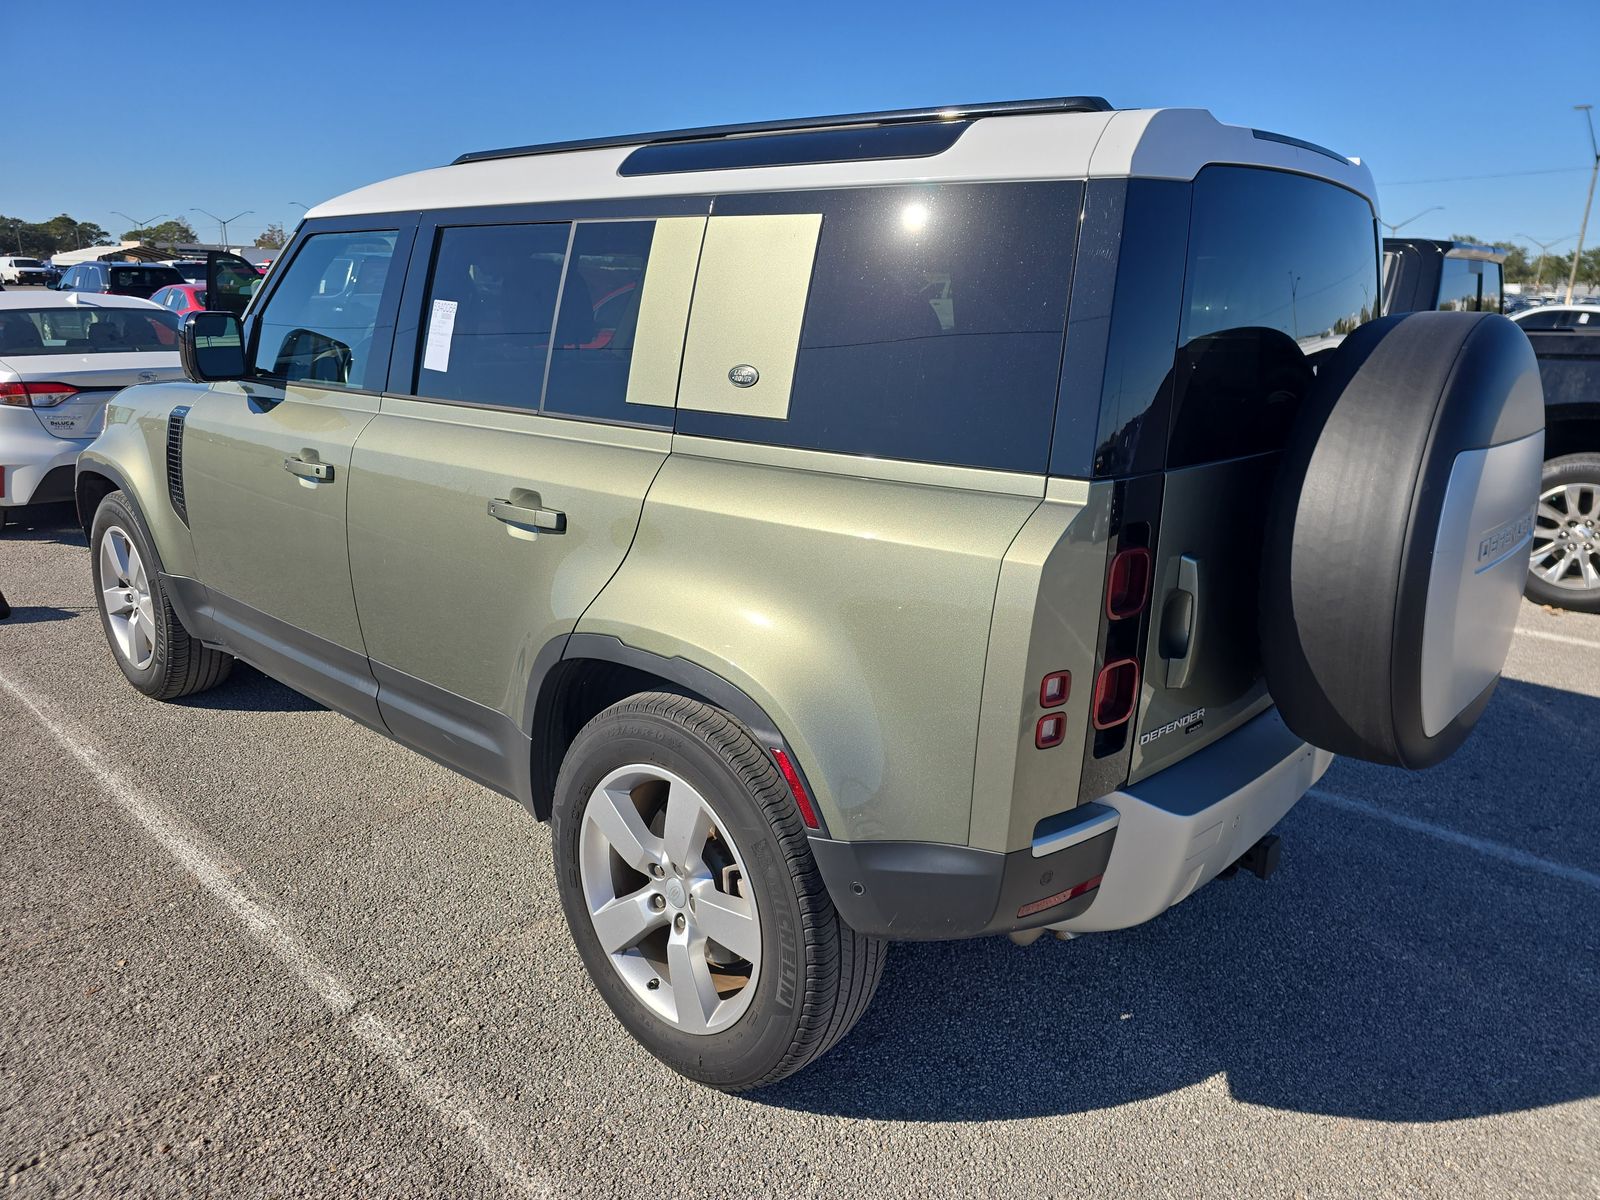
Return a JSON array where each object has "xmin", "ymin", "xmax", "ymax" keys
[{"xmin": 1238, "ymin": 833, "xmax": 1281, "ymax": 880}]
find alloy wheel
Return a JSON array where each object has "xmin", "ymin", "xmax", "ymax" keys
[
  {"xmin": 1531, "ymin": 482, "xmax": 1600, "ymax": 593},
  {"xmin": 100, "ymin": 525, "xmax": 156, "ymax": 670},
  {"xmin": 578, "ymin": 764, "xmax": 761, "ymax": 1035}
]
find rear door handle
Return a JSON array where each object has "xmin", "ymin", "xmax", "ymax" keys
[
  {"xmin": 284, "ymin": 456, "xmax": 334, "ymax": 482},
  {"xmin": 488, "ymin": 498, "xmax": 565, "ymax": 533},
  {"xmin": 1161, "ymin": 554, "xmax": 1201, "ymax": 689}
]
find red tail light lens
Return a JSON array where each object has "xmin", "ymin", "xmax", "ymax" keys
[
  {"xmin": 1105, "ymin": 546, "xmax": 1153, "ymax": 619},
  {"xmin": 1017, "ymin": 873, "xmax": 1104, "ymax": 918},
  {"xmin": 1039, "ymin": 670, "xmax": 1070, "ymax": 708},
  {"xmin": 1091, "ymin": 658, "xmax": 1140, "ymax": 730},
  {"xmin": 0, "ymin": 381, "xmax": 79, "ymax": 408},
  {"xmin": 771, "ymin": 748, "xmax": 820, "ymax": 830}
]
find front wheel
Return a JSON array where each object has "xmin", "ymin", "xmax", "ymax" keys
[
  {"xmin": 90, "ymin": 490, "xmax": 233, "ymax": 698},
  {"xmin": 551, "ymin": 693, "xmax": 885, "ymax": 1091},
  {"xmin": 1527, "ymin": 453, "xmax": 1600, "ymax": 613}
]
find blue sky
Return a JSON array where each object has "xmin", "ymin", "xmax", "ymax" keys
[{"xmin": 11, "ymin": 0, "xmax": 1600, "ymax": 256}]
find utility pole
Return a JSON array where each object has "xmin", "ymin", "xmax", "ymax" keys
[{"xmin": 1567, "ymin": 105, "xmax": 1599, "ymax": 304}]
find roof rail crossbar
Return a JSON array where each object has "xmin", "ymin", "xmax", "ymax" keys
[{"xmin": 452, "ymin": 96, "xmax": 1114, "ymax": 166}]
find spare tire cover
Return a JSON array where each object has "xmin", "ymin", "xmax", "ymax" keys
[{"xmin": 1260, "ymin": 312, "xmax": 1544, "ymax": 768}]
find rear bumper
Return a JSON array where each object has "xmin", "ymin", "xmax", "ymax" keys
[
  {"xmin": 1, "ymin": 415, "xmax": 88, "ymax": 507},
  {"xmin": 811, "ymin": 706, "xmax": 1329, "ymax": 941},
  {"xmin": 1048, "ymin": 707, "xmax": 1332, "ymax": 933}
]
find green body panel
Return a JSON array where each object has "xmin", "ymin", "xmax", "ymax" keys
[
  {"xmin": 347, "ymin": 396, "xmax": 669, "ymax": 724},
  {"xmin": 970, "ymin": 478, "xmax": 1114, "ymax": 853},
  {"xmin": 76, "ymin": 383, "xmax": 208, "ymax": 578},
  {"xmin": 576, "ymin": 436, "xmax": 1046, "ymax": 846},
  {"xmin": 1128, "ymin": 454, "xmax": 1275, "ymax": 783},
  {"xmin": 183, "ymin": 381, "xmax": 379, "ymax": 654}
]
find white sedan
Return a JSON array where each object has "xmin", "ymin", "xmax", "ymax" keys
[
  {"xmin": 1509, "ymin": 303, "xmax": 1600, "ymax": 332},
  {"xmin": 0, "ymin": 292, "xmax": 185, "ymax": 525}
]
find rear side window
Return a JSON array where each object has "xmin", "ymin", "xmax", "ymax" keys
[
  {"xmin": 676, "ymin": 182, "xmax": 1081, "ymax": 473},
  {"xmin": 1167, "ymin": 166, "xmax": 1378, "ymax": 468},
  {"xmin": 109, "ymin": 266, "xmax": 182, "ymax": 296},
  {"xmin": 1438, "ymin": 257, "xmax": 1501, "ymax": 313},
  {"xmin": 412, "ymin": 223, "xmax": 569, "ymax": 409},
  {"xmin": 251, "ymin": 230, "xmax": 401, "ymax": 389}
]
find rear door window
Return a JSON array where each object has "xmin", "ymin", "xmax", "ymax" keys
[
  {"xmin": 412, "ymin": 222, "xmax": 570, "ymax": 409},
  {"xmin": 1167, "ymin": 166, "xmax": 1379, "ymax": 468},
  {"xmin": 250, "ymin": 229, "xmax": 402, "ymax": 390},
  {"xmin": 676, "ymin": 182, "xmax": 1081, "ymax": 473}
]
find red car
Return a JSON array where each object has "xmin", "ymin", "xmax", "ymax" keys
[{"xmin": 149, "ymin": 283, "xmax": 209, "ymax": 319}]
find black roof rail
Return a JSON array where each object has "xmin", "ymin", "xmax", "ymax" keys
[{"xmin": 452, "ymin": 96, "xmax": 1114, "ymax": 166}]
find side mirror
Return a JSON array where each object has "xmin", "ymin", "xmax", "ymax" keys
[{"xmin": 181, "ymin": 310, "xmax": 247, "ymax": 382}]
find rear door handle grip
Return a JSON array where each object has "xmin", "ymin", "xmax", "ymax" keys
[
  {"xmin": 1163, "ymin": 554, "xmax": 1201, "ymax": 690},
  {"xmin": 284, "ymin": 456, "xmax": 333, "ymax": 482},
  {"xmin": 488, "ymin": 498, "xmax": 565, "ymax": 533}
]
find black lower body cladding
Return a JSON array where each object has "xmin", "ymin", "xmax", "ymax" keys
[{"xmin": 1260, "ymin": 312, "xmax": 1544, "ymax": 769}]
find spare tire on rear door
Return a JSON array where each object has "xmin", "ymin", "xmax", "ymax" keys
[{"xmin": 1260, "ymin": 311, "xmax": 1544, "ymax": 769}]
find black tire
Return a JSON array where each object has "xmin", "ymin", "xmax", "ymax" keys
[
  {"xmin": 90, "ymin": 490, "xmax": 232, "ymax": 699},
  {"xmin": 551, "ymin": 692, "xmax": 885, "ymax": 1091},
  {"xmin": 1525, "ymin": 452, "xmax": 1600, "ymax": 613},
  {"xmin": 1260, "ymin": 312, "xmax": 1544, "ymax": 769}
]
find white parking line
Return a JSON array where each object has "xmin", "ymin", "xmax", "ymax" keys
[
  {"xmin": 1515, "ymin": 625, "xmax": 1600, "ymax": 650},
  {"xmin": 1305, "ymin": 788, "xmax": 1600, "ymax": 892},
  {"xmin": 0, "ymin": 668, "xmax": 550, "ymax": 1198}
]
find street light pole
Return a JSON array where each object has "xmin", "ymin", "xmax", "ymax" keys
[
  {"xmin": 111, "ymin": 211, "xmax": 169, "ymax": 243},
  {"xmin": 1566, "ymin": 105, "xmax": 1599, "ymax": 304},
  {"xmin": 1516, "ymin": 232, "xmax": 1577, "ymax": 292},
  {"xmin": 1380, "ymin": 205, "xmax": 1444, "ymax": 235},
  {"xmin": 191, "ymin": 208, "xmax": 254, "ymax": 252}
]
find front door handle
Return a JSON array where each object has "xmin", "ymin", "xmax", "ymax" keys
[
  {"xmin": 488, "ymin": 498, "xmax": 565, "ymax": 533},
  {"xmin": 284, "ymin": 456, "xmax": 334, "ymax": 482}
]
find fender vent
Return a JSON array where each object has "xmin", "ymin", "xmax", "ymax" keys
[{"xmin": 166, "ymin": 406, "xmax": 190, "ymax": 525}]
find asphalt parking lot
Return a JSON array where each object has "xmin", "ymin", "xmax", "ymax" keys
[{"xmin": 2, "ymin": 502, "xmax": 1597, "ymax": 1198}]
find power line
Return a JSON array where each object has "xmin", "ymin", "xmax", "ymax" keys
[{"xmin": 1378, "ymin": 166, "xmax": 1588, "ymax": 186}]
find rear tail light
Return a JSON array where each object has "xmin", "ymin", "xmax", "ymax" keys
[
  {"xmin": 771, "ymin": 748, "xmax": 821, "ymax": 831},
  {"xmin": 1105, "ymin": 546, "xmax": 1153, "ymax": 619},
  {"xmin": 0, "ymin": 381, "xmax": 79, "ymax": 408},
  {"xmin": 1091, "ymin": 658, "xmax": 1140, "ymax": 730}
]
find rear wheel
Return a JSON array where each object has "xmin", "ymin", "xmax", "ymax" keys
[
  {"xmin": 1526, "ymin": 453, "xmax": 1600, "ymax": 612},
  {"xmin": 551, "ymin": 692, "xmax": 885, "ymax": 1091},
  {"xmin": 90, "ymin": 490, "xmax": 232, "ymax": 699}
]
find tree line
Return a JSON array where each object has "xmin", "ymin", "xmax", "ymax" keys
[
  {"xmin": 0, "ymin": 213, "xmax": 287, "ymax": 258},
  {"xmin": 1450, "ymin": 234, "xmax": 1600, "ymax": 289}
]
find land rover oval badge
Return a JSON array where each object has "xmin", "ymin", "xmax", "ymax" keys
[{"xmin": 728, "ymin": 364, "xmax": 759, "ymax": 388}]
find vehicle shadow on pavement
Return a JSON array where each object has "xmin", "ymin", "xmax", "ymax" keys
[
  {"xmin": 177, "ymin": 662, "xmax": 325, "ymax": 713},
  {"xmin": 757, "ymin": 677, "xmax": 1600, "ymax": 1124},
  {"xmin": 0, "ymin": 502, "xmax": 86, "ymax": 546}
]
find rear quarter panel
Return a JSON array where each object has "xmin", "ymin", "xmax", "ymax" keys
[{"xmin": 576, "ymin": 439, "xmax": 1043, "ymax": 845}]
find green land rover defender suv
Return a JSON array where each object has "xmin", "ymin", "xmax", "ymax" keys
[{"xmin": 77, "ymin": 98, "xmax": 1545, "ymax": 1090}]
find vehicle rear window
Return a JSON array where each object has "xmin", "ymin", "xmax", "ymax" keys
[
  {"xmin": 1438, "ymin": 257, "xmax": 1501, "ymax": 313},
  {"xmin": 413, "ymin": 222, "xmax": 570, "ymax": 409},
  {"xmin": 109, "ymin": 266, "xmax": 183, "ymax": 296},
  {"xmin": 0, "ymin": 306, "xmax": 180, "ymax": 355},
  {"xmin": 675, "ymin": 182, "xmax": 1081, "ymax": 473},
  {"xmin": 1166, "ymin": 166, "xmax": 1379, "ymax": 468}
]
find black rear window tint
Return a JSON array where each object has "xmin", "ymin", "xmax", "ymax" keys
[{"xmin": 677, "ymin": 182, "xmax": 1081, "ymax": 473}]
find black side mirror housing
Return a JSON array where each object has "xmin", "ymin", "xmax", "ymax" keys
[{"xmin": 181, "ymin": 310, "xmax": 247, "ymax": 382}]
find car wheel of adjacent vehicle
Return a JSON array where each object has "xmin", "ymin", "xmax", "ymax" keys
[
  {"xmin": 551, "ymin": 692, "xmax": 885, "ymax": 1092},
  {"xmin": 90, "ymin": 490, "xmax": 232, "ymax": 699},
  {"xmin": 1260, "ymin": 311, "xmax": 1545, "ymax": 768},
  {"xmin": 1525, "ymin": 453, "xmax": 1600, "ymax": 613}
]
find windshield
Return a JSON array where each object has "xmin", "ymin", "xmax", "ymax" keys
[
  {"xmin": 12, "ymin": 258, "xmax": 45, "ymax": 268},
  {"xmin": 0, "ymin": 306, "xmax": 181, "ymax": 356},
  {"xmin": 172, "ymin": 261, "xmax": 206, "ymax": 282}
]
